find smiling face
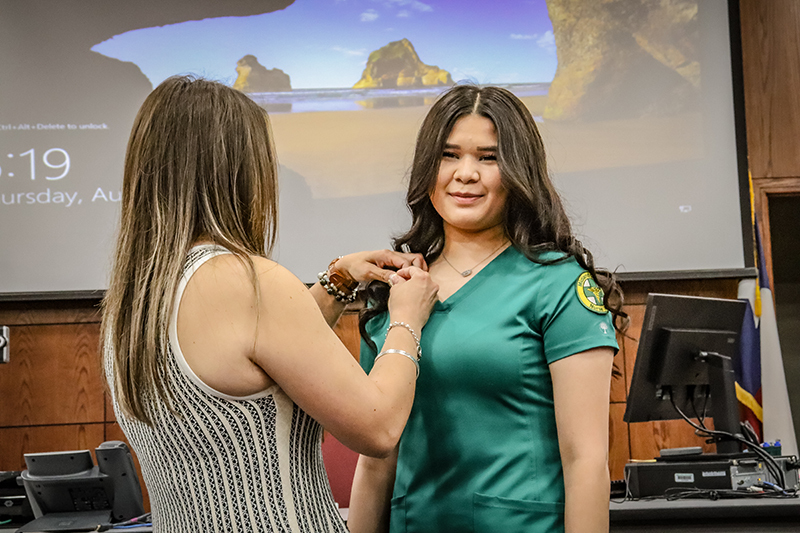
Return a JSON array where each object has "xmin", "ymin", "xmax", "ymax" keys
[{"xmin": 430, "ymin": 114, "xmax": 508, "ymax": 237}]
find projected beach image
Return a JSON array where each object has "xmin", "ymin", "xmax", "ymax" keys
[{"xmin": 92, "ymin": 0, "xmax": 702, "ymax": 200}]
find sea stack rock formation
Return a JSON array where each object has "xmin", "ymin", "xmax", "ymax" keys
[
  {"xmin": 544, "ymin": 0, "xmax": 699, "ymax": 121},
  {"xmin": 353, "ymin": 38, "xmax": 453, "ymax": 89},
  {"xmin": 233, "ymin": 54, "xmax": 291, "ymax": 92}
]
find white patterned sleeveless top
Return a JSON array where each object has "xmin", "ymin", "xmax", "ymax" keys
[{"xmin": 105, "ymin": 245, "xmax": 348, "ymax": 533}]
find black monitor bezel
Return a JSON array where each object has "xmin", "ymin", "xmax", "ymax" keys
[{"xmin": 624, "ymin": 293, "xmax": 747, "ymax": 427}]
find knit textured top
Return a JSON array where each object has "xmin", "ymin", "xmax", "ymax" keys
[{"xmin": 105, "ymin": 244, "xmax": 348, "ymax": 532}]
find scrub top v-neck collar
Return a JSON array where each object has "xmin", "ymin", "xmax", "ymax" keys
[{"xmin": 433, "ymin": 244, "xmax": 517, "ymax": 313}]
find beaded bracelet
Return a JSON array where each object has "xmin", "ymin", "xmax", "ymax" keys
[
  {"xmin": 374, "ymin": 349, "xmax": 420, "ymax": 378},
  {"xmin": 318, "ymin": 257, "xmax": 360, "ymax": 303},
  {"xmin": 386, "ymin": 321, "xmax": 422, "ymax": 360}
]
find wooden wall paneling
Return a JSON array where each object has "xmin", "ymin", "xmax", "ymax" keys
[
  {"xmin": 105, "ymin": 387, "xmax": 115, "ymax": 423},
  {"xmin": 610, "ymin": 342, "xmax": 626, "ymax": 404},
  {"xmin": 104, "ymin": 422, "xmax": 151, "ymax": 512},
  {"xmin": 750, "ymin": 177, "xmax": 800, "ymax": 288},
  {"xmin": 739, "ymin": 0, "xmax": 800, "ymax": 178},
  {"xmin": 619, "ymin": 279, "xmax": 739, "ymax": 305},
  {"xmin": 333, "ymin": 312, "xmax": 361, "ymax": 361},
  {"xmin": 621, "ymin": 305, "xmax": 646, "ymax": 396},
  {"xmin": 0, "ymin": 301, "xmax": 100, "ymax": 326},
  {"xmin": 0, "ymin": 423, "xmax": 104, "ymax": 471},
  {"xmin": 629, "ymin": 419, "xmax": 716, "ymax": 460},
  {"xmin": 0, "ymin": 323, "xmax": 104, "ymax": 427},
  {"xmin": 609, "ymin": 403, "xmax": 631, "ymax": 481}
]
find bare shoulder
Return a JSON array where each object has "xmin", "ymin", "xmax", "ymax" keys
[
  {"xmin": 251, "ymin": 256, "xmax": 320, "ymax": 312},
  {"xmin": 188, "ymin": 253, "xmax": 261, "ymax": 297},
  {"xmin": 179, "ymin": 253, "xmax": 263, "ymax": 325},
  {"xmin": 188, "ymin": 254, "xmax": 314, "ymax": 315}
]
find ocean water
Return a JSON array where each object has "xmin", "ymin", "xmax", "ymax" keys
[{"xmin": 247, "ymin": 83, "xmax": 550, "ymax": 114}]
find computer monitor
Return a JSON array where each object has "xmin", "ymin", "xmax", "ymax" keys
[{"xmin": 624, "ymin": 293, "xmax": 748, "ymax": 454}]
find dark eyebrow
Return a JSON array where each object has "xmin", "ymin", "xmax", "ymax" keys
[{"xmin": 443, "ymin": 144, "xmax": 497, "ymax": 151}]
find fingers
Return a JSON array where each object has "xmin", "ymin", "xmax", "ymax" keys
[
  {"xmin": 373, "ymin": 249, "xmax": 428, "ymax": 272},
  {"xmin": 387, "ymin": 273, "xmax": 404, "ymax": 287},
  {"xmin": 334, "ymin": 249, "xmax": 428, "ymax": 285},
  {"xmin": 404, "ymin": 253, "xmax": 428, "ymax": 271},
  {"xmin": 393, "ymin": 266, "xmax": 425, "ymax": 281}
]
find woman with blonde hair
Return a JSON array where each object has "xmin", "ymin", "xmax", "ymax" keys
[
  {"xmin": 349, "ymin": 85, "xmax": 625, "ymax": 533},
  {"xmin": 102, "ymin": 76, "xmax": 438, "ymax": 532}
]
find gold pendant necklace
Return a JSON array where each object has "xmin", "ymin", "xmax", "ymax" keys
[{"xmin": 441, "ymin": 241, "xmax": 509, "ymax": 277}]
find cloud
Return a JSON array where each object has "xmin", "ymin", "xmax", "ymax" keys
[
  {"xmin": 332, "ymin": 46, "xmax": 367, "ymax": 56},
  {"xmin": 510, "ymin": 30, "xmax": 556, "ymax": 53},
  {"xmin": 407, "ymin": 0, "xmax": 432, "ymax": 12},
  {"xmin": 537, "ymin": 30, "xmax": 556, "ymax": 53},
  {"xmin": 360, "ymin": 9, "xmax": 379, "ymax": 22},
  {"xmin": 397, "ymin": 10, "xmax": 410, "ymax": 18},
  {"xmin": 373, "ymin": 0, "xmax": 432, "ymax": 13}
]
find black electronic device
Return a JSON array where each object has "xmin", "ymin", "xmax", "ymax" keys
[
  {"xmin": 624, "ymin": 293, "xmax": 747, "ymax": 454},
  {"xmin": 625, "ymin": 455, "xmax": 800, "ymax": 498},
  {"xmin": 626, "ymin": 459, "xmax": 737, "ymax": 498},
  {"xmin": 17, "ymin": 441, "xmax": 144, "ymax": 532},
  {"xmin": 0, "ymin": 471, "xmax": 33, "ymax": 522}
]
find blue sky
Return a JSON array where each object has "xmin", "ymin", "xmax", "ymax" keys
[{"xmin": 92, "ymin": 0, "xmax": 557, "ymax": 89}]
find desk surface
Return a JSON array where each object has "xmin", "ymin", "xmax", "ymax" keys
[
  {"xmin": 611, "ymin": 496, "xmax": 800, "ymax": 532},
  {"xmin": 4, "ymin": 499, "xmax": 798, "ymax": 532}
]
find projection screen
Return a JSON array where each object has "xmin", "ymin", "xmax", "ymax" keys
[{"xmin": 0, "ymin": 0, "xmax": 753, "ymax": 296}]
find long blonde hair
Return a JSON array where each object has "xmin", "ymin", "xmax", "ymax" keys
[{"xmin": 102, "ymin": 76, "xmax": 278, "ymax": 424}]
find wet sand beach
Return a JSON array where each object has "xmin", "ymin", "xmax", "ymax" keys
[{"xmin": 269, "ymin": 95, "xmax": 701, "ymax": 198}]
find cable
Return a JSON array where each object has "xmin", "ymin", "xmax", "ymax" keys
[
  {"xmin": 741, "ymin": 420, "xmax": 760, "ymax": 445},
  {"xmin": 670, "ymin": 393, "xmax": 784, "ymax": 488},
  {"xmin": 689, "ymin": 385, "xmax": 710, "ymax": 430},
  {"xmin": 664, "ymin": 485, "xmax": 796, "ymax": 501},
  {"xmin": 667, "ymin": 392, "xmax": 789, "ymax": 491},
  {"xmin": 109, "ymin": 512, "xmax": 152, "ymax": 530},
  {"xmin": 113, "ymin": 513, "xmax": 153, "ymax": 528}
]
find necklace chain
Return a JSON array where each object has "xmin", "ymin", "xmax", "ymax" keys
[{"xmin": 441, "ymin": 240, "xmax": 509, "ymax": 277}]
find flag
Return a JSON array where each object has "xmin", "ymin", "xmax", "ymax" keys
[{"xmin": 737, "ymin": 217, "xmax": 798, "ymax": 456}]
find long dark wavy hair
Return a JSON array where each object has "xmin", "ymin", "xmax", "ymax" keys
[{"xmin": 359, "ymin": 85, "xmax": 627, "ymax": 348}]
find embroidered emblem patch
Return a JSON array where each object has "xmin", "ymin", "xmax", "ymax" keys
[{"xmin": 576, "ymin": 272, "xmax": 608, "ymax": 314}]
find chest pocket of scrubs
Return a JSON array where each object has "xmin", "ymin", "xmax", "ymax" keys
[
  {"xmin": 389, "ymin": 495, "xmax": 406, "ymax": 533},
  {"xmin": 473, "ymin": 493, "xmax": 564, "ymax": 533}
]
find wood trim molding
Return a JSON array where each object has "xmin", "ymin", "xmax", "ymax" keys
[{"xmin": 750, "ymin": 176, "xmax": 800, "ymax": 286}]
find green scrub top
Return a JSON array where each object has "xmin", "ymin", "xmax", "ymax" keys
[{"xmin": 361, "ymin": 246, "xmax": 619, "ymax": 533}]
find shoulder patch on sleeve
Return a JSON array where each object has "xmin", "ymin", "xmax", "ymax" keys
[{"xmin": 576, "ymin": 272, "xmax": 608, "ymax": 314}]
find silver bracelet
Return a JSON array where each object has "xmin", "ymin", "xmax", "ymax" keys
[
  {"xmin": 386, "ymin": 321, "xmax": 422, "ymax": 360},
  {"xmin": 374, "ymin": 349, "xmax": 420, "ymax": 378}
]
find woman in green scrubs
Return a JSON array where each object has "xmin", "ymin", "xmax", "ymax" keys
[{"xmin": 348, "ymin": 85, "xmax": 625, "ymax": 533}]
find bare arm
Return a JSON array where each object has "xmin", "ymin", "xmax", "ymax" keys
[
  {"xmin": 550, "ymin": 347, "xmax": 614, "ymax": 533},
  {"xmin": 309, "ymin": 282, "xmax": 348, "ymax": 328},
  {"xmin": 348, "ymin": 448, "xmax": 398, "ymax": 533},
  {"xmin": 253, "ymin": 260, "xmax": 437, "ymax": 457}
]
